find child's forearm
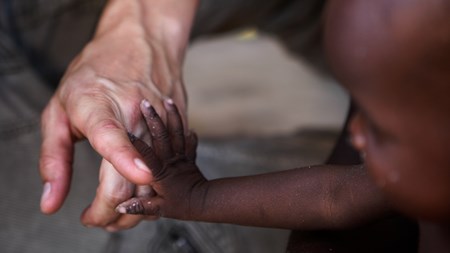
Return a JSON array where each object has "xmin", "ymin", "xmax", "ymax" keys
[
  {"xmin": 190, "ymin": 164, "xmax": 391, "ymax": 230},
  {"xmin": 118, "ymin": 102, "xmax": 391, "ymax": 231}
]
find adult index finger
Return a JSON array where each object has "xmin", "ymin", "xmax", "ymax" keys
[{"xmin": 81, "ymin": 105, "xmax": 153, "ymax": 185}]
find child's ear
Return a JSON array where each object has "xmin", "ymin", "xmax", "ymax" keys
[{"xmin": 349, "ymin": 112, "xmax": 366, "ymax": 152}]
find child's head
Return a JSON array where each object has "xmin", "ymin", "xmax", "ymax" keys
[{"xmin": 325, "ymin": 0, "xmax": 450, "ymax": 222}]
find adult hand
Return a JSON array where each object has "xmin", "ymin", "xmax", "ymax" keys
[{"xmin": 39, "ymin": 0, "xmax": 198, "ymax": 231}]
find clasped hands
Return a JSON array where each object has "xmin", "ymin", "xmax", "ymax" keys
[
  {"xmin": 39, "ymin": 17, "xmax": 188, "ymax": 231},
  {"xmin": 116, "ymin": 99, "xmax": 207, "ymax": 220}
]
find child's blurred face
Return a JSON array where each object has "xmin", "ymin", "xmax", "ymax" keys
[
  {"xmin": 347, "ymin": 79, "xmax": 450, "ymax": 222},
  {"xmin": 325, "ymin": 0, "xmax": 450, "ymax": 222}
]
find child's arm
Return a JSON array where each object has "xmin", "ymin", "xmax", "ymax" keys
[{"xmin": 116, "ymin": 99, "xmax": 391, "ymax": 230}]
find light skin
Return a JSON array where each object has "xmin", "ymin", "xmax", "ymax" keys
[
  {"xmin": 39, "ymin": 0, "xmax": 198, "ymax": 231},
  {"xmin": 118, "ymin": 0, "xmax": 450, "ymax": 252}
]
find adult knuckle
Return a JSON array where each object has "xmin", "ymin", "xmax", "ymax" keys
[
  {"xmin": 85, "ymin": 216, "xmax": 110, "ymax": 227},
  {"xmin": 100, "ymin": 185, "xmax": 133, "ymax": 205},
  {"xmin": 115, "ymin": 219, "xmax": 141, "ymax": 230},
  {"xmin": 88, "ymin": 119, "xmax": 122, "ymax": 150},
  {"xmin": 39, "ymin": 153, "xmax": 71, "ymax": 175},
  {"xmin": 39, "ymin": 154, "xmax": 57, "ymax": 169}
]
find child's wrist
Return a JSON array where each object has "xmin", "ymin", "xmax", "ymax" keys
[{"xmin": 185, "ymin": 178, "xmax": 210, "ymax": 221}]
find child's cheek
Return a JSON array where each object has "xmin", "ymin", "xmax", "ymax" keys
[{"xmin": 367, "ymin": 146, "xmax": 450, "ymax": 222}]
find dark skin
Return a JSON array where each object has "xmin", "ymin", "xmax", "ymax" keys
[
  {"xmin": 326, "ymin": 0, "xmax": 450, "ymax": 221},
  {"xmin": 121, "ymin": 100, "xmax": 418, "ymax": 252},
  {"xmin": 118, "ymin": 99, "xmax": 389, "ymax": 231},
  {"xmin": 324, "ymin": 0, "xmax": 450, "ymax": 252},
  {"xmin": 117, "ymin": 0, "xmax": 450, "ymax": 252}
]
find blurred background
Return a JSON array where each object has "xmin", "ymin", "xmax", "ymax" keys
[{"xmin": 185, "ymin": 30, "xmax": 349, "ymax": 138}]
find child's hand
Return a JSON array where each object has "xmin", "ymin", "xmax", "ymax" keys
[{"xmin": 115, "ymin": 99, "xmax": 206, "ymax": 220}]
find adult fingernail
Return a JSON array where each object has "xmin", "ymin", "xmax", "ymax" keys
[
  {"xmin": 134, "ymin": 158, "xmax": 151, "ymax": 173},
  {"xmin": 115, "ymin": 205, "xmax": 127, "ymax": 214},
  {"xmin": 41, "ymin": 182, "xmax": 51, "ymax": 205}
]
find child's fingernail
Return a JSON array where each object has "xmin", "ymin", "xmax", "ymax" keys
[
  {"xmin": 141, "ymin": 99, "xmax": 157, "ymax": 117},
  {"xmin": 40, "ymin": 182, "xmax": 51, "ymax": 205},
  {"xmin": 142, "ymin": 99, "xmax": 151, "ymax": 108},
  {"xmin": 163, "ymin": 98, "xmax": 174, "ymax": 109},
  {"xmin": 134, "ymin": 158, "xmax": 151, "ymax": 173}
]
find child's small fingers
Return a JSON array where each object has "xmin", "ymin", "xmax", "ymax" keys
[
  {"xmin": 164, "ymin": 99, "xmax": 185, "ymax": 156},
  {"xmin": 128, "ymin": 133, "xmax": 163, "ymax": 177},
  {"xmin": 185, "ymin": 131, "xmax": 198, "ymax": 162},
  {"xmin": 140, "ymin": 100, "xmax": 173, "ymax": 160},
  {"xmin": 116, "ymin": 196, "xmax": 162, "ymax": 216}
]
